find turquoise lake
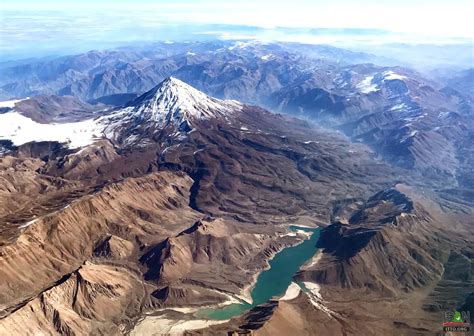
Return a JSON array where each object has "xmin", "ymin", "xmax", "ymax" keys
[{"xmin": 197, "ymin": 225, "xmax": 322, "ymax": 320}]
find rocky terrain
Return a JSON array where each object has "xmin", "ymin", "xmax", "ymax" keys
[
  {"xmin": 196, "ymin": 185, "xmax": 473, "ymax": 336},
  {"xmin": 1, "ymin": 41, "xmax": 472, "ymax": 182},
  {"xmin": 0, "ymin": 72, "xmax": 472, "ymax": 336}
]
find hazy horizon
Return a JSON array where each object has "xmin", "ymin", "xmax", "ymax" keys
[{"xmin": 1, "ymin": 0, "xmax": 473, "ymax": 61}]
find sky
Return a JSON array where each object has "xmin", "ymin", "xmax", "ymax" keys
[{"xmin": 1, "ymin": 0, "xmax": 473, "ymax": 60}]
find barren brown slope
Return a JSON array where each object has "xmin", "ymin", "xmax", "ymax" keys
[
  {"xmin": 0, "ymin": 171, "xmax": 200, "ymax": 314},
  {"xmin": 0, "ymin": 168, "xmax": 312, "ymax": 336},
  {"xmin": 0, "ymin": 79, "xmax": 471, "ymax": 335},
  {"xmin": 155, "ymin": 105, "xmax": 407, "ymax": 223},
  {"xmin": 247, "ymin": 186, "xmax": 474, "ymax": 336},
  {"xmin": 0, "ymin": 262, "xmax": 146, "ymax": 336},
  {"xmin": 193, "ymin": 185, "xmax": 472, "ymax": 336}
]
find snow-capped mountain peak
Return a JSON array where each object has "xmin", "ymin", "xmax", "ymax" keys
[
  {"xmin": 99, "ymin": 77, "xmax": 242, "ymax": 144},
  {"xmin": 126, "ymin": 77, "xmax": 241, "ymax": 123},
  {"xmin": 0, "ymin": 79, "xmax": 244, "ymax": 150}
]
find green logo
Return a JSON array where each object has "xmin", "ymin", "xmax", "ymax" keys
[
  {"xmin": 443, "ymin": 310, "xmax": 470, "ymax": 333},
  {"xmin": 452, "ymin": 311, "xmax": 463, "ymax": 323}
]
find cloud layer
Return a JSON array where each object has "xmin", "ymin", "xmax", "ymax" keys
[{"xmin": 1, "ymin": 0, "xmax": 473, "ymax": 60}]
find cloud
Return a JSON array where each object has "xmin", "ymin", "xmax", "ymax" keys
[
  {"xmin": 0, "ymin": 1, "xmax": 472, "ymax": 60},
  {"xmin": 2, "ymin": 0, "xmax": 473, "ymax": 37}
]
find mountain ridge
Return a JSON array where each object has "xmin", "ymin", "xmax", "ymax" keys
[{"xmin": 0, "ymin": 69, "xmax": 472, "ymax": 336}]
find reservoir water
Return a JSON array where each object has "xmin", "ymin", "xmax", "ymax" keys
[{"xmin": 197, "ymin": 225, "xmax": 322, "ymax": 320}]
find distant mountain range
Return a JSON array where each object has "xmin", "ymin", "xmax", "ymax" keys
[
  {"xmin": 0, "ymin": 41, "xmax": 391, "ymax": 102},
  {"xmin": 1, "ymin": 41, "xmax": 472, "ymax": 186}
]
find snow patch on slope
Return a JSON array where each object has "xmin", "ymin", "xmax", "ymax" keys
[
  {"xmin": 356, "ymin": 76, "xmax": 378, "ymax": 93},
  {"xmin": 357, "ymin": 70, "xmax": 407, "ymax": 94},
  {"xmin": 383, "ymin": 70, "xmax": 406, "ymax": 81},
  {"xmin": 228, "ymin": 41, "xmax": 252, "ymax": 50},
  {"xmin": 0, "ymin": 98, "xmax": 29, "ymax": 108},
  {"xmin": 390, "ymin": 103, "xmax": 408, "ymax": 111},
  {"xmin": 0, "ymin": 112, "xmax": 99, "ymax": 148},
  {"xmin": 0, "ymin": 78, "xmax": 241, "ymax": 149},
  {"xmin": 400, "ymin": 130, "xmax": 418, "ymax": 143}
]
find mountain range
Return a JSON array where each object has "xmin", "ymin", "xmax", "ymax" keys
[
  {"xmin": 2, "ymin": 41, "xmax": 472, "ymax": 183},
  {"xmin": 0, "ymin": 41, "xmax": 473, "ymax": 335}
]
